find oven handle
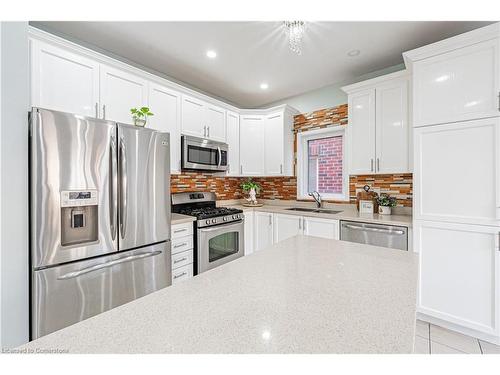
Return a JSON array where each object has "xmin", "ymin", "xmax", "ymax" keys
[
  {"xmin": 199, "ymin": 220, "xmax": 244, "ymax": 233},
  {"xmin": 217, "ymin": 146, "xmax": 221, "ymax": 168}
]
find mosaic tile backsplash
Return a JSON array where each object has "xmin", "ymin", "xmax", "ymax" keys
[{"xmin": 171, "ymin": 104, "xmax": 413, "ymax": 207}]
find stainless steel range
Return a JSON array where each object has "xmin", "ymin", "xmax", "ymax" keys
[{"xmin": 171, "ymin": 192, "xmax": 244, "ymax": 274}]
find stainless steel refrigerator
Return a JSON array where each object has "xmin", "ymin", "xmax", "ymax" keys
[{"xmin": 29, "ymin": 108, "xmax": 171, "ymax": 339}]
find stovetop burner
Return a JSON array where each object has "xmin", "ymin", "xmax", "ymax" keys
[{"xmin": 179, "ymin": 206, "xmax": 243, "ymax": 220}]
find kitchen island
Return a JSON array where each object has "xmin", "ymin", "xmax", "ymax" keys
[{"xmin": 20, "ymin": 235, "xmax": 418, "ymax": 353}]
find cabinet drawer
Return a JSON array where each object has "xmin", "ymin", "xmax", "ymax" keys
[
  {"xmin": 172, "ymin": 249, "xmax": 194, "ymax": 270},
  {"xmin": 171, "ymin": 222, "xmax": 193, "ymax": 239},
  {"xmin": 172, "ymin": 264, "xmax": 193, "ymax": 284},
  {"xmin": 171, "ymin": 235, "xmax": 193, "ymax": 255}
]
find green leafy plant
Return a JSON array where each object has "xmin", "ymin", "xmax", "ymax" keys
[
  {"xmin": 377, "ymin": 194, "xmax": 398, "ymax": 207},
  {"xmin": 130, "ymin": 107, "xmax": 154, "ymax": 122},
  {"xmin": 240, "ymin": 179, "xmax": 261, "ymax": 194}
]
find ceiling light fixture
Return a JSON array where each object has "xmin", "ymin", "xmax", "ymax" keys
[
  {"xmin": 206, "ymin": 50, "xmax": 217, "ymax": 59},
  {"xmin": 347, "ymin": 49, "xmax": 361, "ymax": 57},
  {"xmin": 260, "ymin": 83, "xmax": 269, "ymax": 90},
  {"xmin": 283, "ymin": 21, "xmax": 306, "ymax": 55}
]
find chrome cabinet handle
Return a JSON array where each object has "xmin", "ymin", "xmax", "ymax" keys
[
  {"xmin": 58, "ymin": 251, "xmax": 161, "ymax": 280},
  {"xmin": 174, "ymin": 257, "xmax": 188, "ymax": 264},
  {"xmin": 207, "ymin": 126, "xmax": 210, "ymax": 138},
  {"xmin": 174, "ymin": 271, "xmax": 187, "ymax": 279},
  {"xmin": 119, "ymin": 137, "xmax": 128, "ymax": 239},
  {"xmin": 370, "ymin": 159, "xmax": 374, "ymax": 172},
  {"xmin": 109, "ymin": 136, "xmax": 118, "ymax": 241},
  {"xmin": 498, "ymin": 92, "xmax": 500, "ymax": 111},
  {"xmin": 203, "ymin": 126, "xmax": 207, "ymax": 137},
  {"xmin": 173, "ymin": 228, "xmax": 187, "ymax": 234},
  {"xmin": 173, "ymin": 242, "xmax": 187, "ymax": 248},
  {"xmin": 280, "ymin": 164, "xmax": 283, "ymax": 174},
  {"xmin": 217, "ymin": 147, "xmax": 221, "ymax": 167},
  {"xmin": 377, "ymin": 158, "xmax": 380, "ymax": 172},
  {"xmin": 268, "ymin": 215, "xmax": 272, "ymax": 226},
  {"xmin": 299, "ymin": 217, "xmax": 302, "ymax": 230},
  {"xmin": 343, "ymin": 224, "xmax": 405, "ymax": 235},
  {"xmin": 102, "ymin": 104, "xmax": 106, "ymax": 120},
  {"xmin": 303, "ymin": 218, "xmax": 307, "ymax": 232},
  {"xmin": 95, "ymin": 103, "xmax": 98, "ymax": 118},
  {"xmin": 240, "ymin": 165, "xmax": 243, "ymax": 174}
]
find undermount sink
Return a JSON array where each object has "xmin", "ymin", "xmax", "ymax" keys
[{"xmin": 285, "ymin": 207, "xmax": 342, "ymax": 214}]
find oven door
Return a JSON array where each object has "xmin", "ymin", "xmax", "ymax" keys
[
  {"xmin": 197, "ymin": 220, "xmax": 244, "ymax": 273},
  {"xmin": 182, "ymin": 135, "xmax": 228, "ymax": 171}
]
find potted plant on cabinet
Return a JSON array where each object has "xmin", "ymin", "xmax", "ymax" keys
[
  {"xmin": 376, "ymin": 194, "xmax": 398, "ymax": 215},
  {"xmin": 130, "ymin": 107, "xmax": 154, "ymax": 127},
  {"xmin": 241, "ymin": 179, "xmax": 262, "ymax": 206}
]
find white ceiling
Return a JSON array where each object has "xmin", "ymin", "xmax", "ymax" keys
[{"xmin": 32, "ymin": 21, "xmax": 491, "ymax": 108}]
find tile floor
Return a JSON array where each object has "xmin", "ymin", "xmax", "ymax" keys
[{"xmin": 414, "ymin": 320, "xmax": 500, "ymax": 354}]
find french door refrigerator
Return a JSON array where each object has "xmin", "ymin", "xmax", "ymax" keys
[{"xmin": 30, "ymin": 108, "xmax": 171, "ymax": 339}]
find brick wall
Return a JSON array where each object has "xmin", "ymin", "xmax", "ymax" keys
[
  {"xmin": 171, "ymin": 104, "xmax": 412, "ymax": 207},
  {"xmin": 309, "ymin": 136, "xmax": 343, "ymax": 193}
]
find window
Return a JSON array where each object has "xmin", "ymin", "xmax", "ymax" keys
[{"xmin": 297, "ymin": 126, "xmax": 348, "ymax": 201}]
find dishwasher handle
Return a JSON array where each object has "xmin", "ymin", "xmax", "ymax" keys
[{"xmin": 342, "ymin": 223, "xmax": 406, "ymax": 235}]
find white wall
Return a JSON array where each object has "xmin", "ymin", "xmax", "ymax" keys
[
  {"xmin": 0, "ymin": 22, "xmax": 30, "ymax": 348},
  {"xmin": 265, "ymin": 63, "xmax": 406, "ymax": 113}
]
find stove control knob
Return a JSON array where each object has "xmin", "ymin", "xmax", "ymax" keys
[
  {"xmin": 223, "ymin": 217, "xmax": 228, "ymax": 221},
  {"xmin": 205, "ymin": 220, "xmax": 210, "ymax": 225},
  {"xmin": 232, "ymin": 215, "xmax": 236, "ymax": 219},
  {"xmin": 212, "ymin": 219, "xmax": 217, "ymax": 224}
]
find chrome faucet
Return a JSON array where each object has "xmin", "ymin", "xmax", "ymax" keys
[{"xmin": 308, "ymin": 191, "xmax": 322, "ymax": 208}]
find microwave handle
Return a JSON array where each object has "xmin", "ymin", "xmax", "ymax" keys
[{"xmin": 217, "ymin": 147, "xmax": 221, "ymax": 167}]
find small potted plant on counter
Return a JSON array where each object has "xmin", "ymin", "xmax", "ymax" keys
[
  {"xmin": 241, "ymin": 179, "xmax": 262, "ymax": 207},
  {"xmin": 377, "ymin": 194, "xmax": 398, "ymax": 215},
  {"xmin": 130, "ymin": 107, "xmax": 154, "ymax": 127}
]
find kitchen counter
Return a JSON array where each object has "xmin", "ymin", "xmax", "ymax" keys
[
  {"xmin": 19, "ymin": 235, "xmax": 418, "ymax": 353},
  {"xmin": 228, "ymin": 203, "xmax": 412, "ymax": 227},
  {"xmin": 171, "ymin": 213, "xmax": 196, "ymax": 225}
]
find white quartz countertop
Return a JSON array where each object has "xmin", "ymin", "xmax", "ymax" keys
[
  {"xmin": 20, "ymin": 236, "xmax": 418, "ymax": 354},
  {"xmin": 229, "ymin": 203, "xmax": 413, "ymax": 227},
  {"xmin": 171, "ymin": 213, "xmax": 196, "ymax": 225}
]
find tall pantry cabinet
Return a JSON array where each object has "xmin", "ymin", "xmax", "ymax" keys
[{"xmin": 404, "ymin": 23, "xmax": 500, "ymax": 344}]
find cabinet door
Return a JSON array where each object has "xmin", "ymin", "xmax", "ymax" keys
[
  {"xmin": 181, "ymin": 95, "xmax": 206, "ymax": 138},
  {"xmin": 348, "ymin": 89, "xmax": 376, "ymax": 174},
  {"xmin": 415, "ymin": 221, "xmax": 500, "ymax": 336},
  {"xmin": 264, "ymin": 112, "xmax": 285, "ymax": 175},
  {"xmin": 226, "ymin": 111, "xmax": 240, "ymax": 175},
  {"xmin": 254, "ymin": 212, "xmax": 274, "ymax": 251},
  {"xmin": 206, "ymin": 104, "xmax": 226, "ymax": 142},
  {"xmin": 240, "ymin": 116, "xmax": 265, "ymax": 175},
  {"xmin": 414, "ymin": 118, "xmax": 500, "ymax": 226},
  {"xmin": 375, "ymin": 79, "xmax": 410, "ymax": 173},
  {"xmin": 413, "ymin": 39, "xmax": 500, "ymax": 127},
  {"xmin": 243, "ymin": 211, "xmax": 254, "ymax": 255},
  {"xmin": 303, "ymin": 217, "xmax": 339, "ymax": 240},
  {"xmin": 100, "ymin": 65, "xmax": 148, "ymax": 124},
  {"xmin": 148, "ymin": 83, "xmax": 182, "ymax": 173},
  {"xmin": 31, "ymin": 40, "xmax": 99, "ymax": 117},
  {"xmin": 274, "ymin": 214, "xmax": 302, "ymax": 243}
]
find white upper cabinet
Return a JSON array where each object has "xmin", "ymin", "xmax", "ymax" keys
[
  {"xmin": 181, "ymin": 95, "xmax": 226, "ymax": 141},
  {"xmin": 274, "ymin": 214, "xmax": 302, "ymax": 243},
  {"xmin": 254, "ymin": 212, "xmax": 274, "ymax": 251},
  {"xmin": 31, "ymin": 39, "xmax": 100, "ymax": 117},
  {"xmin": 375, "ymin": 79, "xmax": 410, "ymax": 173},
  {"xmin": 226, "ymin": 111, "xmax": 240, "ymax": 176},
  {"xmin": 411, "ymin": 39, "xmax": 500, "ymax": 127},
  {"xmin": 239, "ymin": 115, "xmax": 265, "ymax": 175},
  {"xmin": 347, "ymin": 89, "xmax": 376, "ymax": 174},
  {"xmin": 100, "ymin": 65, "xmax": 148, "ymax": 124},
  {"xmin": 206, "ymin": 104, "xmax": 226, "ymax": 142},
  {"xmin": 148, "ymin": 83, "xmax": 182, "ymax": 173},
  {"xmin": 414, "ymin": 117, "xmax": 500, "ymax": 226},
  {"xmin": 343, "ymin": 72, "xmax": 410, "ymax": 175},
  {"xmin": 415, "ymin": 220, "xmax": 500, "ymax": 336},
  {"xmin": 264, "ymin": 112, "xmax": 285, "ymax": 175}
]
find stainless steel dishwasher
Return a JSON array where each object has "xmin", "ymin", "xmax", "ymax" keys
[{"xmin": 340, "ymin": 220, "xmax": 408, "ymax": 251}]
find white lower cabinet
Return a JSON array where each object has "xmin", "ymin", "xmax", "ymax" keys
[
  {"xmin": 171, "ymin": 222, "xmax": 194, "ymax": 284},
  {"xmin": 303, "ymin": 216, "xmax": 339, "ymax": 240},
  {"xmin": 415, "ymin": 220, "xmax": 500, "ymax": 336},
  {"xmin": 274, "ymin": 213, "xmax": 340, "ymax": 242},
  {"xmin": 254, "ymin": 212, "xmax": 274, "ymax": 251},
  {"xmin": 243, "ymin": 211, "xmax": 254, "ymax": 255}
]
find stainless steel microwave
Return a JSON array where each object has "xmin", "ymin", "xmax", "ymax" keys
[{"xmin": 181, "ymin": 135, "xmax": 228, "ymax": 172}]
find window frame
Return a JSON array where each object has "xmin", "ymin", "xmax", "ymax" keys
[{"xmin": 297, "ymin": 126, "xmax": 349, "ymax": 201}]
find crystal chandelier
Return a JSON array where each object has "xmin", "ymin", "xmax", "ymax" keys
[{"xmin": 283, "ymin": 21, "xmax": 306, "ymax": 55}]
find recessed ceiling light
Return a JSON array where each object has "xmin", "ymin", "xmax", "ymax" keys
[
  {"xmin": 206, "ymin": 50, "xmax": 217, "ymax": 59},
  {"xmin": 260, "ymin": 83, "xmax": 269, "ymax": 90},
  {"xmin": 347, "ymin": 49, "xmax": 361, "ymax": 57}
]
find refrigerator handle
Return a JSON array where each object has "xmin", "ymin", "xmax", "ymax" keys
[
  {"xmin": 109, "ymin": 136, "xmax": 118, "ymax": 241},
  {"xmin": 119, "ymin": 137, "xmax": 128, "ymax": 240}
]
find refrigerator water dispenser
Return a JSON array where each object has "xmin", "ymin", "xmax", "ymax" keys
[{"xmin": 60, "ymin": 190, "xmax": 98, "ymax": 246}]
